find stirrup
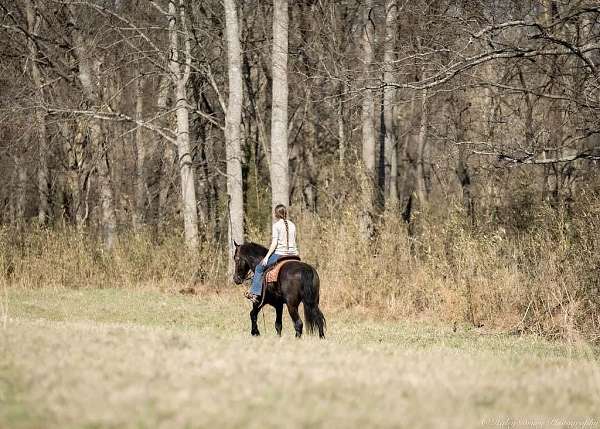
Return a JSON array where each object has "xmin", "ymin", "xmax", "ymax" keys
[{"xmin": 244, "ymin": 290, "xmax": 260, "ymax": 304}]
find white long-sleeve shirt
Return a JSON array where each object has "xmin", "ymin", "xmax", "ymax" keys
[{"xmin": 272, "ymin": 219, "xmax": 299, "ymax": 256}]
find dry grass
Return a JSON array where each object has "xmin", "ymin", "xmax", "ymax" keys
[
  {"xmin": 1, "ymin": 288, "xmax": 600, "ymax": 429},
  {"xmin": 291, "ymin": 198, "xmax": 600, "ymax": 340},
  {"xmin": 1, "ymin": 195, "xmax": 600, "ymax": 341}
]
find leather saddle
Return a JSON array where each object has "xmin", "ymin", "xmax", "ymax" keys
[{"xmin": 263, "ymin": 256, "xmax": 301, "ymax": 285}]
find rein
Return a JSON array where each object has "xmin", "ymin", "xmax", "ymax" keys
[
  {"xmin": 237, "ymin": 254, "xmax": 257, "ymax": 283},
  {"xmin": 246, "ymin": 255, "xmax": 269, "ymax": 308},
  {"xmin": 237, "ymin": 250, "xmax": 269, "ymax": 307}
]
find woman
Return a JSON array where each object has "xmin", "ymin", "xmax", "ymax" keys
[{"xmin": 246, "ymin": 204, "xmax": 299, "ymax": 303}]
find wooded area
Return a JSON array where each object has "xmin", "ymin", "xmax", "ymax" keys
[
  {"xmin": 2, "ymin": 1, "xmax": 600, "ymax": 336},
  {"xmin": 2, "ymin": 0, "xmax": 599, "ymax": 242}
]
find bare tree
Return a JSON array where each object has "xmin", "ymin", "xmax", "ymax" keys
[
  {"xmin": 156, "ymin": 75, "xmax": 175, "ymax": 231},
  {"xmin": 68, "ymin": 5, "xmax": 117, "ymax": 249},
  {"xmin": 133, "ymin": 75, "xmax": 146, "ymax": 230},
  {"xmin": 270, "ymin": 0, "xmax": 290, "ymax": 208},
  {"xmin": 1, "ymin": 0, "xmax": 599, "ymax": 253},
  {"xmin": 14, "ymin": 153, "xmax": 28, "ymax": 224},
  {"xmin": 382, "ymin": 0, "xmax": 398, "ymax": 207},
  {"xmin": 415, "ymin": 89, "xmax": 429, "ymax": 206},
  {"xmin": 168, "ymin": 0, "xmax": 199, "ymax": 250},
  {"xmin": 360, "ymin": 0, "xmax": 376, "ymax": 239},
  {"xmin": 25, "ymin": 0, "xmax": 48, "ymax": 224},
  {"xmin": 224, "ymin": 0, "xmax": 245, "ymax": 269}
]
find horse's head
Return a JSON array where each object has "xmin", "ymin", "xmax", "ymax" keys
[{"xmin": 232, "ymin": 241, "xmax": 251, "ymax": 285}]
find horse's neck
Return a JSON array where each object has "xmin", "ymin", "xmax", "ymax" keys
[{"xmin": 248, "ymin": 253, "xmax": 266, "ymax": 270}]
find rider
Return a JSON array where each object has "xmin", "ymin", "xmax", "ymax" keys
[{"xmin": 246, "ymin": 204, "xmax": 299, "ymax": 303}]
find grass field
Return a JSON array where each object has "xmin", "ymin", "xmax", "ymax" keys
[{"xmin": 1, "ymin": 287, "xmax": 600, "ymax": 429}]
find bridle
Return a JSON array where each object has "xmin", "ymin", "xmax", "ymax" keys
[
  {"xmin": 235, "ymin": 253, "xmax": 255, "ymax": 283},
  {"xmin": 236, "ymin": 251, "xmax": 267, "ymax": 309}
]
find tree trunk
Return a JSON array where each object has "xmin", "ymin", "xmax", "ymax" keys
[
  {"xmin": 449, "ymin": 94, "xmax": 475, "ymax": 226},
  {"xmin": 25, "ymin": 0, "xmax": 49, "ymax": 225},
  {"xmin": 156, "ymin": 76, "xmax": 174, "ymax": 229},
  {"xmin": 415, "ymin": 89, "xmax": 429, "ymax": 206},
  {"xmin": 133, "ymin": 75, "xmax": 146, "ymax": 230},
  {"xmin": 337, "ymin": 81, "xmax": 346, "ymax": 166},
  {"xmin": 224, "ymin": 0, "xmax": 245, "ymax": 271},
  {"xmin": 360, "ymin": 0, "xmax": 376, "ymax": 239},
  {"xmin": 270, "ymin": 0, "xmax": 290, "ymax": 208},
  {"xmin": 174, "ymin": 86, "xmax": 199, "ymax": 249},
  {"xmin": 383, "ymin": 0, "xmax": 398, "ymax": 206},
  {"xmin": 92, "ymin": 121, "xmax": 116, "ymax": 249},
  {"xmin": 457, "ymin": 150, "xmax": 474, "ymax": 225},
  {"xmin": 333, "ymin": 5, "xmax": 348, "ymax": 168},
  {"xmin": 58, "ymin": 120, "xmax": 87, "ymax": 228},
  {"xmin": 69, "ymin": 6, "xmax": 116, "ymax": 249},
  {"xmin": 398, "ymin": 92, "xmax": 416, "ymax": 206},
  {"xmin": 378, "ymin": 92, "xmax": 386, "ymax": 208},
  {"xmin": 299, "ymin": 2, "xmax": 318, "ymax": 212},
  {"xmin": 14, "ymin": 154, "xmax": 28, "ymax": 224},
  {"xmin": 303, "ymin": 90, "xmax": 318, "ymax": 211},
  {"xmin": 389, "ymin": 114, "xmax": 398, "ymax": 206},
  {"xmin": 169, "ymin": 0, "xmax": 199, "ymax": 250}
]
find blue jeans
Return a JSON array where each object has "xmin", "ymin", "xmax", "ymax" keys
[{"xmin": 250, "ymin": 254, "xmax": 282, "ymax": 295}]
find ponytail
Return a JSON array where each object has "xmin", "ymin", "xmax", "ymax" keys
[
  {"xmin": 283, "ymin": 219, "xmax": 289, "ymax": 249},
  {"xmin": 274, "ymin": 204, "xmax": 289, "ymax": 250}
]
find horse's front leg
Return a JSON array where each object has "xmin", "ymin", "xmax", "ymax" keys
[
  {"xmin": 250, "ymin": 303, "xmax": 261, "ymax": 336},
  {"xmin": 274, "ymin": 302, "xmax": 283, "ymax": 336}
]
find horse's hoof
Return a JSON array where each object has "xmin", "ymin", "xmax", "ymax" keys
[{"xmin": 251, "ymin": 331, "xmax": 260, "ymax": 337}]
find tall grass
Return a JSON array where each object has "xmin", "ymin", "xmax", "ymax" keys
[
  {"xmin": 2, "ymin": 195, "xmax": 599, "ymax": 341},
  {"xmin": 0, "ymin": 227, "xmax": 227, "ymax": 291}
]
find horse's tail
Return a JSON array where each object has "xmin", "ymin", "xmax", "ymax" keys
[{"xmin": 302, "ymin": 267, "xmax": 326, "ymax": 338}]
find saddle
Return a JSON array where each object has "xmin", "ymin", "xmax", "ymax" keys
[{"xmin": 264, "ymin": 256, "xmax": 301, "ymax": 284}]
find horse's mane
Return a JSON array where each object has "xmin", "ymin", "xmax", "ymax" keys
[{"xmin": 242, "ymin": 242, "xmax": 268, "ymax": 258}]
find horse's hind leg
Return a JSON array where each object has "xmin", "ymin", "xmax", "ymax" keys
[
  {"xmin": 250, "ymin": 304, "xmax": 261, "ymax": 336},
  {"xmin": 275, "ymin": 303, "xmax": 283, "ymax": 336},
  {"xmin": 287, "ymin": 305, "xmax": 303, "ymax": 338}
]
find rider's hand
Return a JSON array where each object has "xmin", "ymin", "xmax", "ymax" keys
[{"xmin": 261, "ymin": 256, "xmax": 269, "ymax": 266}]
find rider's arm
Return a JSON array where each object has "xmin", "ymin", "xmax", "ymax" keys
[
  {"xmin": 264, "ymin": 239, "xmax": 277, "ymax": 260},
  {"xmin": 262, "ymin": 224, "xmax": 279, "ymax": 264}
]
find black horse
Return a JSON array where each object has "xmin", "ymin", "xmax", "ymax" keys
[{"xmin": 233, "ymin": 242, "xmax": 326, "ymax": 338}]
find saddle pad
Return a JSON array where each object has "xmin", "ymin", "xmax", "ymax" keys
[{"xmin": 265, "ymin": 259, "xmax": 298, "ymax": 283}]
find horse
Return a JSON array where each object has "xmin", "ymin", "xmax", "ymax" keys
[{"xmin": 232, "ymin": 242, "xmax": 326, "ymax": 338}]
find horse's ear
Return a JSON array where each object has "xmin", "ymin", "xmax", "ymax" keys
[{"xmin": 233, "ymin": 240, "xmax": 240, "ymax": 248}]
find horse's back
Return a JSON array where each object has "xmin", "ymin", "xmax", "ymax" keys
[{"xmin": 279, "ymin": 260, "xmax": 317, "ymax": 284}]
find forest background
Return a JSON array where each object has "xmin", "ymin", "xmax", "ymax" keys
[{"xmin": 1, "ymin": 0, "xmax": 600, "ymax": 341}]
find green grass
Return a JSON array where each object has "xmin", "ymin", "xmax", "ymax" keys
[{"xmin": 1, "ymin": 287, "xmax": 600, "ymax": 429}]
